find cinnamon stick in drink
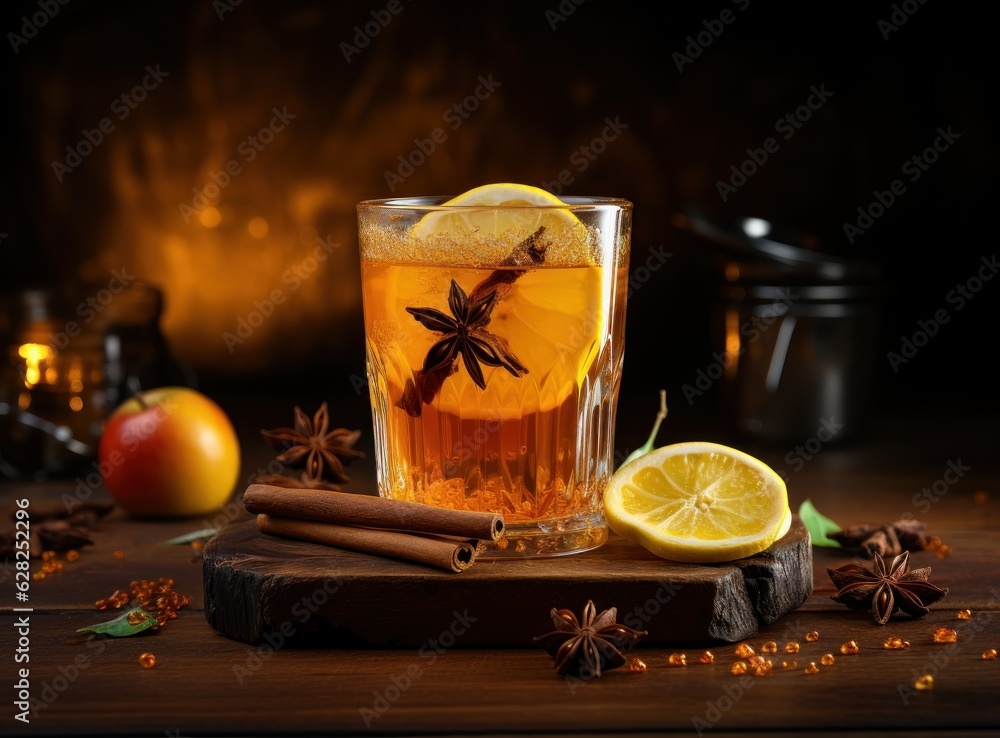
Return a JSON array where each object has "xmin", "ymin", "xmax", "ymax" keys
[
  {"xmin": 256, "ymin": 514, "xmax": 480, "ymax": 573},
  {"xmin": 243, "ymin": 484, "xmax": 505, "ymax": 541}
]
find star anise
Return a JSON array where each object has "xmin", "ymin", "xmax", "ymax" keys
[
  {"xmin": 534, "ymin": 600, "xmax": 647, "ymax": 677},
  {"xmin": 828, "ymin": 551, "xmax": 948, "ymax": 625},
  {"xmin": 260, "ymin": 402, "xmax": 364, "ymax": 484},
  {"xmin": 406, "ymin": 279, "xmax": 527, "ymax": 391}
]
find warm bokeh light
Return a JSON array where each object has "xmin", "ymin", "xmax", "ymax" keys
[
  {"xmin": 198, "ymin": 207, "xmax": 222, "ymax": 228},
  {"xmin": 247, "ymin": 217, "xmax": 269, "ymax": 239},
  {"xmin": 724, "ymin": 308, "xmax": 740, "ymax": 380},
  {"xmin": 18, "ymin": 343, "xmax": 53, "ymax": 387}
]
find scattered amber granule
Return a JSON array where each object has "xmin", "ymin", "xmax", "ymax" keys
[
  {"xmin": 933, "ymin": 627, "xmax": 958, "ymax": 643},
  {"xmin": 884, "ymin": 636, "xmax": 908, "ymax": 650},
  {"xmin": 914, "ymin": 674, "xmax": 934, "ymax": 691},
  {"xmin": 805, "ymin": 631, "xmax": 820, "ymax": 642},
  {"xmin": 138, "ymin": 652, "xmax": 156, "ymax": 669},
  {"xmin": 781, "ymin": 660, "xmax": 798, "ymax": 670},
  {"xmin": 698, "ymin": 651, "xmax": 715, "ymax": 664},
  {"xmin": 760, "ymin": 641, "xmax": 777, "ymax": 654},
  {"xmin": 957, "ymin": 609, "xmax": 972, "ymax": 620},
  {"xmin": 785, "ymin": 642, "xmax": 800, "ymax": 653},
  {"xmin": 734, "ymin": 643, "xmax": 755, "ymax": 659},
  {"xmin": 629, "ymin": 657, "xmax": 647, "ymax": 673},
  {"xmin": 839, "ymin": 640, "xmax": 859, "ymax": 655},
  {"xmin": 804, "ymin": 662, "xmax": 820, "ymax": 675},
  {"xmin": 982, "ymin": 649, "xmax": 997, "ymax": 661},
  {"xmin": 730, "ymin": 661, "xmax": 748, "ymax": 675},
  {"xmin": 667, "ymin": 653, "xmax": 687, "ymax": 667},
  {"xmin": 821, "ymin": 653, "xmax": 835, "ymax": 666},
  {"xmin": 113, "ymin": 550, "xmax": 124, "ymax": 560}
]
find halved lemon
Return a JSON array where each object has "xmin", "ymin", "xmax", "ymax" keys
[
  {"xmin": 604, "ymin": 442, "xmax": 791, "ymax": 563},
  {"xmin": 382, "ymin": 184, "xmax": 603, "ymax": 418}
]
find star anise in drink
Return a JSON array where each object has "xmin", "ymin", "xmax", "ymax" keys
[
  {"xmin": 828, "ymin": 551, "xmax": 948, "ymax": 625},
  {"xmin": 406, "ymin": 279, "xmax": 528, "ymax": 391},
  {"xmin": 534, "ymin": 600, "xmax": 647, "ymax": 677},
  {"xmin": 260, "ymin": 402, "xmax": 364, "ymax": 484}
]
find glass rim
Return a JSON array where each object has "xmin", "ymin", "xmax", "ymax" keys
[{"xmin": 357, "ymin": 195, "xmax": 633, "ymax": 212}]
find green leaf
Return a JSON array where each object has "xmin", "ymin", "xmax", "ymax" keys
[
  {"xmin": 621, "ymin": 390, "xmax": 668, "ymax": 466},
  {"xmin": 798, "ymin": 499, "xmax": 842, "ymax": 548},
  {"xmin": 77, "ymin": 607, "xmax": 157, "ymax": 637},
  {"xmin": 160, "ymin": 528, "xmax": 219, "ymax": 546}
]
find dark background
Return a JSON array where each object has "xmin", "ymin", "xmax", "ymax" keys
[{"xmin": 1, "ymin": 0, "xmax": 995, "ymax": 459}]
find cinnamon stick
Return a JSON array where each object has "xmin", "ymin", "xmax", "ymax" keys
[
  {"xmin": 243, "ymin": 484, "xmax": 505, "ymax": 541},
  {"xmin": 256, "ymin": 514, "xmax": 480, "ymax": 572}
]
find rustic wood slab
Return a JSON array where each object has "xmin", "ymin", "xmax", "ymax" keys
[{"xmin": 203, "ymin": 516, "xmax": 812, "ymax": 647}]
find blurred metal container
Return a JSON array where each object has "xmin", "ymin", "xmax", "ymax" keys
[{"xmin": 676, "ymin": 209, "xmax": 883, "ymax": 446}]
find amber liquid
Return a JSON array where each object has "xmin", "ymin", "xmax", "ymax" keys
[{"xmin": 361, "ymin": 258, "xmax": 627, "ymax": 554}]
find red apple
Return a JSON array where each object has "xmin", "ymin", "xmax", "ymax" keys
[{"xmin": 98, "ymin": 387, "xmax": 241, "ymax": 517}]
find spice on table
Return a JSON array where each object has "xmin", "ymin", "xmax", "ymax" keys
[
  {"xmin": 258, "ymin": 402, "xmax": 365, "ymax": 488},
  {"xmin": 804, "ymin": 662, "xmax": 820, "ymax": 675},
  {"xmin": 667, "ymin": 653, "xmax": 687, "ymax": 667},
  {"xmin": 698, "ymin": 651, "xmax": 715, "ymax": 664},
  {"xmin": 805, "ymin": 631, "xmax": 820, "ymax": 642},
  {"xmin": 982, "ymin": 649, "xmax": 997, "ymax": 661},
  {"xmin": 785, "ymin": 641, "xmax": 800, "ymax": 653},
  {"xmin": 782, "ymin": 660, "xmax": 798, "ymax": 670},
  {"xmin": 821, "ymin": 653, "xmax": 836, "ymax": 666},
  {"xmin": 731, "ymin": 661, "xmax": 748, "ymax": 675},
  {"xmin": 138, "ymin": 652, "xmax": 156, "ymax": 669},
  {"xmin": 96, "ymin": 577, "xmax": 191, "ymax": 628},
  {"xmin": 828, "ymin": 550, "xmax": 948, "ymax": 625},
  {"xmin": 830, "ymin": 518, "xmax": 934, "ymax": 557},
  {"xmin": 914, "ymin": 674, "xmax": 934, "ymax": 691},
  {"xmin": 734, "ymin": 642, "xmax": 754, "ymax": 659},
  {"xmin": 884, "ymin": 636, "xmax": 909, "ymax": 650},
  {"xmin": 957, "ymin": 609, "xmax": 972, "ymax": 620},
  {"xmin": 66, "ymin": 550, "xmax": 80, "ymax": 562},
  {"xmin": 933, "ymin": 627, "xmax": 958, "ymax": 643},
  {"xmin": 760, "ymin": 640, "xmax": 777, "ymax": 654},
  {"xmin": 839, "ymin": 640, "xmax": 860, "ymax": 655},
  {"xmin": 533, "ymin": 600, "xmax": 647, "ymax": 677},
  {"xmin": 974, "ymin": 490, "xmax": 990, "ymax": 505},
  {"xmin": 113, "ymin": 550, "xmax": 124, "ymax": 560},
  {"xmin": 628, "ymin": 657, "xmax": 647, "ymax": 673},
  {"xmin": 752, "ymin": 659, "xmax": 773, "ymax": 676}
]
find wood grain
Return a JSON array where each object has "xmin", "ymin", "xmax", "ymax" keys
[{"xmin": 202, "ymin": 517, "xmax": 813, "ymax": 646}]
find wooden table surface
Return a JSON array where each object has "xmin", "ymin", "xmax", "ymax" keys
[{"xmin": 2, "ymin": 403, "xmax": 999, "ymax": 737}]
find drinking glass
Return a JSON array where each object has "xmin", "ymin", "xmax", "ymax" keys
[{"xmin": 357, "ymin": 196, "xmax": 632, "ymax": 557}]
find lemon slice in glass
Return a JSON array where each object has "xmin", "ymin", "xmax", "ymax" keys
[
  {"xmin": 604, "ymin": 442, "xmax": 791, "ymax": 563},
  {"xmin": 384, "ymin": 184, "xmax": 603, "ymax": 418}
]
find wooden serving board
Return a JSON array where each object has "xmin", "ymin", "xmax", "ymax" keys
[{"xmin": 203, "ymin": 517, "xmax": 812, "ymax": 647}]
